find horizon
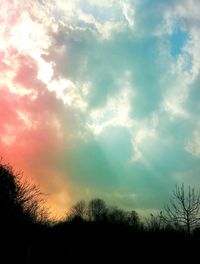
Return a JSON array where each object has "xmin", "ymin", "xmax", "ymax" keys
[{"xmin": 1, "ymin": 0, "xmax": 200, "ymax": 218}]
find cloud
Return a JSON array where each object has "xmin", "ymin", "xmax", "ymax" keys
[
  {"xmin": 123, "ymin": 2, "xmax": 135, "ymax": 28},
  {"xmin": 1, "ymin": 0, "xmax": 200, "ymax": 217},
  {"xmin": 88, "ymin": 75, "xmax": 134, "ymax": 135},
  {"xmin": 47, "ymin": 0, "xmax": 133, "ymax": 40},
  {"xmin": 0, "ymin": 1, "xmax": 75, "ymax": 216},
  {"xmin": 131, "ymin": 113, "xmax": 158, "ymax": 162},
  {"xmin": 185, "ymin": 126, "xmax": 200, "ymax": 158}
]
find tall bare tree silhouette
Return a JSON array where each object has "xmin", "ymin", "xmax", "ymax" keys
[{"xmin": 164, "ymin": 184, "xmax": 200, "ymax": 233}]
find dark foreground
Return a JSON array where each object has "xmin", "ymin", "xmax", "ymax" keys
[
  {"xmin": 2, "ymin": 222, "xmax": 200, "ymax": 264},
  {"xmin": 1, "ymin": 163, "xmax": 200, "ymax": 263}
]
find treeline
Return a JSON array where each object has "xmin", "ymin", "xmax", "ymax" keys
[
  {"xmin": 67, "ymin": 199, "xmax": 141, "ymax": 228},
  {"xmin": 1, "ymin": 162, "xmax": 200, "ymax": 263}
]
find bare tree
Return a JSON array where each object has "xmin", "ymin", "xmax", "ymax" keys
[
  {"xmin": 146, "ymin": 212, "xmax": 163, "ymax": 232},
  {"xmin": 0, "ymin": 162, "xmax": 46, "ymax": 229},
  {"xmin": 88, "ymin": 198, "xmax": 107, "ymax": 222},
  {"xmin": 107, "ymin": 206, "xmax": 127, "ymax": 224},
  {"xmin": 164, "ymin": 184, "xmax": 200, "ymax": 234},
  {"xmin": 68, "ymin": 200, "xmax": 87, "ymax": 221}
]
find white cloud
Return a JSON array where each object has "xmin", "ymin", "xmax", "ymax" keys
[
  {"xmin": 123, "ymin": 2, "xmax": 135, "ymax": 27},
  {"xmin": 88, "ymin": 74, "xmax": 135, "ymax": 135},
  {"xmin": 131, "ymin": 114, "xmax": 158, "ymax": 162},
  {"xmin": 162, "ymin": 42, "xmax": 200, "ymax": 118},
  {"xmin": 77, "ymin": 9, "xmax": 124, "ymax": 39},
  {"xmin": 0, "ymin": 0, "xmax": 55, "ymax": 98},
  {"xmin": 176, "ymin": 0, "xmax": 200, "ymax": 22},
  {"xmin": 11, "ymin": 13, "xmax": 50, "ymax": 55},
  {"xmin": 96, "ymin": 20, "xmax": 124, "ymax": 40},
  {"xmin": 88, "ymin": 88, "xmax": 134, "ymax": 134},
  {"xmin": 86, "ymin": 0, "xmax": 117, "ymax": 8},
  {"xmin": 185, "ymin": 127, "xmax": 200, "ymax": 158},
  {"xmin": 47, "ymin": 78, "xmax": 89, "ymax": 111},
  {"xmin": 155, "ymin": 0, "xmax": 200, "ymax": 36},
  {"xmin": 162, "ymin": 81, "xmax": 189, "ymax": 120},
  {"xmin": 160, "ymin": 8, "xmax": 200, "ymax": 120},
  {"xmin": 37, "ymin": 59, "xmax": 54, "ymax": 84},
  {"xmin": 47, "ymin": 0, "xmax": 135, "ymax": 40}
]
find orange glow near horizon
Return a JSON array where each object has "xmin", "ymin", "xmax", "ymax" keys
[{"xmin": 1, "ymin": 150, "xmax": 72, "ymax": 219}]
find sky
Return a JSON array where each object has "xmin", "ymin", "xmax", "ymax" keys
[{"xmin": 0, "ymin": 0, "xmax": 200, "ymax": 218}]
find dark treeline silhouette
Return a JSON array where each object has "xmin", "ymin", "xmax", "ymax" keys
[{"xmin": 1, "ymin": 162, "xmax": 200, "ymax": 263}]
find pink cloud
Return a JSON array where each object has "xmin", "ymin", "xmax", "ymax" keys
[
  {"xmin": 0, "ymin": 0, "xmax": 88, "ymax": 217},
  {"xmin": 0, "ymin": 42, "xmax": 73, "ymax": 218}
]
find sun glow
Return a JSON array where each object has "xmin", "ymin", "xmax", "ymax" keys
[{"xmin": 9, "ymin": 12, "xmax": 50, "ymax": 56}]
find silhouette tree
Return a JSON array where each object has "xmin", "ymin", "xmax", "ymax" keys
[
  {"xmin": 146, "ymin": 212, "xmax": 163, "ymax": 232},
  {"xmin": 88, "ymin": 198, "xmax": 107, "ymax": 222},
  {"xmin": 128, "ymin": 210, "xmax": 141, "ymax": 229},
  {"xmin": 107, "ymin": 206, "xmax": 128, "ymax": 225},
  {"xmin": 107, "ymin": 207, "xmax": 141, "ymax": 228},
  {"xmin": 0, "ymin": 162, "xmax": 45, "ymax": 234},
  {"xmin": 164, "ymin": 184, "xmax": 200, "ymax": 234},
  {"xmin": 68, "ymin": 200, "xmax": 87, "ymax": 221}
]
